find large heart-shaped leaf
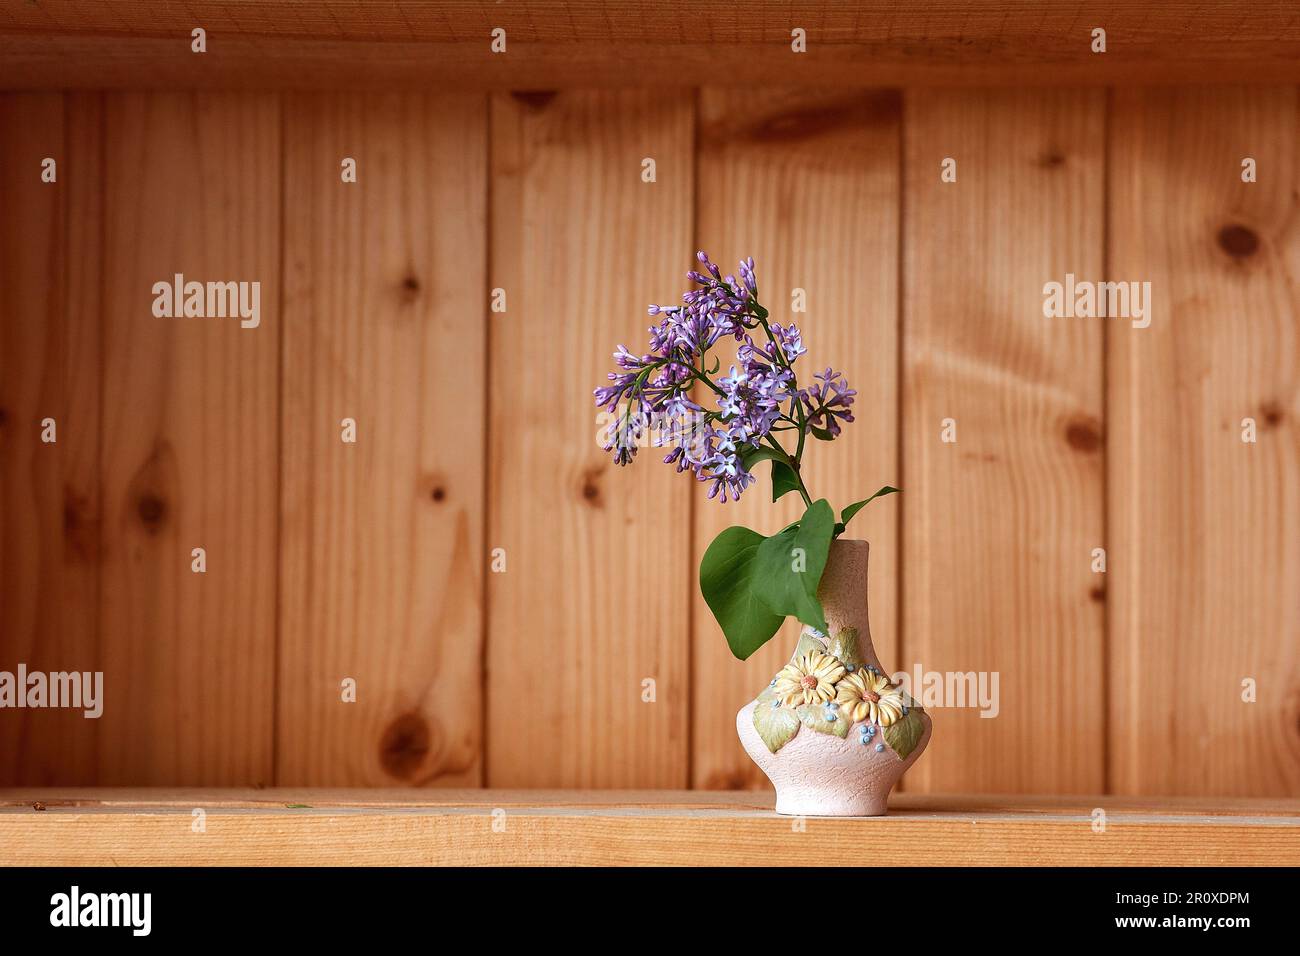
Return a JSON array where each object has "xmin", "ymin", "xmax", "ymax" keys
[
  {"xmin": 700, "ymin": 526, "xmax": 786, "ymax": 660},
  {"xmin": 753, "ymin": 499, "xmax": 835, "ymax": 634},
  {"xmin": 752, "ymin": 688, "xmax": 801, "ymax": 753}
]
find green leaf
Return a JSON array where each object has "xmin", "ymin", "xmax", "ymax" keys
[
  {"xmin": 838, "ymin": 486, "xmax": 900, "ymax": 534},
  {"xmin": 738, "ymin": 446, "xmax": 803, "ymax": 503},
  {"xmin": 809, "ymin": 425, "xmax": 835, "ymax": 441},
  {"xmin": 752, "ymin": 688, "xmax": 801, "ymax": 753},
  {"xmin": 739, "ymin": 445, "xmax": 785, "ymax": 469},
  {"xmin": 882, "ymin": 709, "xmax": 925, "ymax": 761},
  {"xmin": 796, "ymin": 703, "xmax": 850, "ymax": 739},
  {"xmin": 753, "ymin": 499, "xmax": 835, "ymax": 634},
  {"xmin": 769, "ymin": 460, "xmax": 802, "ymax": 502},
  {"xmin": 700, "ymin": 526, "xmax": 786, "ymax": 661}
]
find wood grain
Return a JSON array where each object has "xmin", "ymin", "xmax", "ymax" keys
[
  {"xmin": 1108, "ymin": 88, "xmax": 1300, "ymax": 795},
  {"xmin": 691, "ymin": 89, "xmax": 901, "ymax": 789},
  {"xmin": 3, "ymin": 82, "xmax": 1300, "ymax": 797},
  {"xmin": 278, "ymin": 93, "xmax": 487, "ymax": 787},
  {"xmin": 902, "ymin": 90, "xmax": 1107, "ymax": 793},
  {"xmin": 1, "ymin": 789, "xmax": 1295, "ymax": 866},
  {"xmin": 5, "ymin": 2, "xmax": 1300, "ymax": 89},
  {"xmin": 96, "ymin": 93, "xmax": 280, "ymax": 785},
  {"xmin": 0, "ymin": 93, "xmax": 103, "ymax": 784},
  {"xmin": 487, "ymin": 90, "xmax": 693, "ymax": 787},
  {"xmin": 7, "ymin": 787, "xmax": 1300, "ymax": 814}
]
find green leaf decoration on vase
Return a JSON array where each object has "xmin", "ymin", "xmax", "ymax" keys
[
  {"xmin": 752, "ymin": 688, "xmax": 801, "ymax": 753},
  {"xmin": 792, "ymin": 627, "xmax": 829, "ymax": 659},
  {"xmin": 882, "ymin": 709, "xmax": 925, "ymax": 761},
  {"xmin": 828, "ymin": 626, "xmax": 864, "ymax": 667},
  {"xmin": 796, "ymin": 703, "xmax": 850, "ymax": 739}
]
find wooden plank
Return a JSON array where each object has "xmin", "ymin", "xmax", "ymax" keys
[
  {"xmin": 6, "ymin": 788, "xmax": 1300, "ymax": 815},
  {"xmin": 1108, "ymin": 88, "xmax": 1300, "ymax": 796},
  {"xmin": 902, "ymin": 90, "xmax": 1107, "ymax": 793},
  {"xmin": 5, "ymin": 2, "xmax": 1300, "ymax": 89},
  {"xmin": 0, "ymin": 93, "xmax": 103, "ymax": 784},
  {"xmin": 487, "ymin": 91, "xmax": 693, "ymax": 787},
  {"xmin": 691, "ymin": 89, "xmax": 901, "ymax": 789},
  {"xmin": 96, "ymin": 93, "xmax": 280, "ymax": 785},
  {"xmin": 278, "ymin": 93, "xmax": 487, "ymax": 787},
  {"xmin": 1, "ymin": 789, "xmax": 1295, "ymax": 866}
]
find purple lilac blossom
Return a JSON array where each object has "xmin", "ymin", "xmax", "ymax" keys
[
  {"xmin": 799, "ymin": 367, "xmax": 857, "ymax": 438},
  {"xmin": 594, "ymin": 253, "xmax": 853, "ymax": 502}
]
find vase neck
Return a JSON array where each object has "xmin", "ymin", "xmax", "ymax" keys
[{"xmin": 814, "ymin": 539, "xmax": 880, "ymax": 669}]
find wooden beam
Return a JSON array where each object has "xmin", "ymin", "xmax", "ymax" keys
[
  {"xmin": 1, "ymin": 790, "xmax": 1297, "ymax": 865},
  {"xmin": 4, "ymin": 2, "xmax": 1300, "ymax": 90}
]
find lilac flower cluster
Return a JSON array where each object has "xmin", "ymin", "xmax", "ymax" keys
[{"xmin": 594, "ymin": 252, "xmax": 855, "ymax": 503}]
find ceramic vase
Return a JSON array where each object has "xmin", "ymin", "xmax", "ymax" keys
[{"xmin": 736, "ymin": 539, "xmax": 931, "ymax": 816}]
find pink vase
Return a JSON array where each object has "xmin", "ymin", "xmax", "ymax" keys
[{"xmin": 736, "ymin": 539, "xmax": 931, "ymax": 816}]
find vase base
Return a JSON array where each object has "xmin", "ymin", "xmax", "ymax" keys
[{"xmin": 773, "ymin": 793, "xmax": 889, "ymax": 817}]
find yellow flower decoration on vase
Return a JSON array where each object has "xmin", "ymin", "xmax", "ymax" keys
[
  {"xmin": 773, "ymin": 651, "xmax": 846, "ymax": 707},
  {"xmin": 835, "ymin": 668, "xmax": 906, "ymax": 726}
]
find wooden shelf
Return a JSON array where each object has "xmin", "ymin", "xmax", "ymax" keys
[
  {"xmin": 2, "ymin": 790, "xmax": 1297, "ymax": 866},
  {"xmin": 4, "ymin": 1, "xmax": 1300, "ymax": 89}
]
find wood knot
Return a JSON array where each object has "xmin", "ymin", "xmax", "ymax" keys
[
  {"xmin": 1260, "ymin": 401, "xmax": 1284, "ymax": 428},
  {"xmin": 63, "ymin": 487, "xmax": 97, "ymax": 561},
  {"xmin": 1064, "ymin": 417, "xmax": 1103, "ymax": 453},
  {"xmin": 379, "ymin": 712, "xmax": 432, "ymax": 780},
  {"xmin": 511, "ymin": 90, "xmax": 558, "ymax": 111},
  {"xmin": 579, "ymin": 466, "xmax": 603, "ymax": 507},
  {"xmin": 136, "ymin": 493, "xmax": 167, "ymax": 532},
  {"xmin": 1089, "ymin": 585, "xmax": 1106, "ymax": 603},
  {"xmin": 420, "ymin": 473, "xmax": 448, "ymax": 504},
  {"xmin": 0, "ymin": 406, "xmax": 8, "ymax": 427},
  {"xmin": 1038, "ymin": 150, "xmax": 1066, "ymax": 168},
  {"xmin": 1217, "ymin": 224, "xmax": 1259, "ymax": 259},
  {"xmin": 399, "ymin": 274, "xmax": 421, "ymax": 304}
]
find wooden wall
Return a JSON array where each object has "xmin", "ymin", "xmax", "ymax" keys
[{"xmin": 1, "ymin": 88, "xmax": 1297, "ymax": 796}]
